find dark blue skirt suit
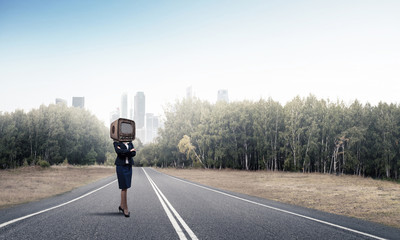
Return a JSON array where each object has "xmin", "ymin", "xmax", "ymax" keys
[{"xmin": 114, "ymin": 141, "xmax": 135, "ymax": 189}]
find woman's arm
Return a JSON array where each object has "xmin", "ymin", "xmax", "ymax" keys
[
  {"xmin": 129, "ymin": 143, "xmax": 136, "ymax": 157},
  {"xmin": 113, "ymin": 142, "xmax": 131, "ymax": 156}
]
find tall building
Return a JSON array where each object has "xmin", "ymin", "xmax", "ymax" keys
[
  {"xmin": 55, "ymin": 98, "xmax": 67, "ymax": 105},
  {"xmin": 110, "ymin": 108, "xmax": 120, "ymax": 124},
  {"xmin": 217, "ymin": 89, "xmax": 229, "ymax": 103},
  {"xmin": 134, "ymin": 92, "xmax": 145, "ymax": 128},
  {"xmin": 134, "ymin": 92, "xmax": 146, "ymax": 141},
  {"xmin": 120, "ymin": 93, "xmax": 128, "ymax": 118},
  {"xmin": 72, "ymin": 97, "xmax": 85, "ymax": 108},
  {"xmin": 152, "ymin": 115, "xmax": 160, "ymax": 141},
  {"xmin": 146, "ymin": 113, "xmax": 159, "ymax": 143},
  {"xmin": 186, "ymin": 86, "xmax": 193, "ymax": 99},
  {"xmin": 129, "ymin": 98, "xmax": 134, "ymax": 120}
]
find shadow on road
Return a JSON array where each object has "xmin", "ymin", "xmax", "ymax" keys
[{"xmin": 90, "ymin": 212, "xmax": 122, "ymax": 217}]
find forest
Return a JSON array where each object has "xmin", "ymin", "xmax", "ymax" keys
[
  {"xmin": 136, "ymin": 95, "xmax": 400, "ymax": 180},
  {"xmin": 1, "ymin": 95, "xmax": 400, "ymax": 180},
  {"xmin": 0, "ymin": 104, "xmax": 112, "ymax": 168}
]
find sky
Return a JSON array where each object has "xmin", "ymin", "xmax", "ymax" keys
[{"xmin": 1, "ymin": 0, "xmax": 399, "ymax": 125}]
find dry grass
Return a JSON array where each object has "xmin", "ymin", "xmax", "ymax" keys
[
  {"xmin": 158, "ymin": 168, "xmax": 400, "ymax": 228},
  {"xmin": 0, "ymin": 165, "xmax": 115, "ymax": 209}
]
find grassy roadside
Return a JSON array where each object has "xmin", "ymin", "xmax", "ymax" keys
[
  {"xmin": 0, "ymin": 165, "xmax": 115, "ymax": 209},
  {"xmin": 158, "ymin": 168, "xmax": 400, "ymax": 229}
]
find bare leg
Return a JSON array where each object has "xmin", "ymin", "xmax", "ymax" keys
[
  {"xmin": 120, "ymin": 189, "xmax": 126, "ymax": 209},
  {"xmin": 121, "ymin": 189, "xmax": 128, "ymax": 214}
]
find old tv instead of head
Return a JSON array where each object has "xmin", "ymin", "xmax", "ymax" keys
[{"xmin": 110, "ymin": 118, "xmax": 136, "ymax": 141}]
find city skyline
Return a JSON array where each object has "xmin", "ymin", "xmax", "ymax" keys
[{"xmin": 111, "ymin": 91, "xmax": 159, "ymax": 144}]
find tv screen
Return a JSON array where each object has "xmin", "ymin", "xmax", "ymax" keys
[
  {"xmin": 121, "ymin": 122, "xmax": 133, "ymax": 134},
  {"xmin": 110, "ymin": 118, "xmax": 135, "ymax": 141}
]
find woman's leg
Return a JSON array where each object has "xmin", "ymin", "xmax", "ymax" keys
[
  {"xmin": 121, "ymin": 189, "xmax": 127, "ymax": 210},
  {"xmin": 121, "ymin": 189, "xmax": 128, "ymax": 213}
]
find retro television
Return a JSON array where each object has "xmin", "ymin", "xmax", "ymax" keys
[{"xmin": 110, "ymin": 118, "xmax": 136, "ymax": 141}]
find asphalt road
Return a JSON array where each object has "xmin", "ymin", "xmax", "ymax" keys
[{"xmin": 1, "ymin": 167, "xmax": 399, "ymax": 240}]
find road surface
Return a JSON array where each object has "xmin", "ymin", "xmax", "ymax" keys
[{"xmin": 1, "ymin": 167, "xmax": 399, "ymax": 239}]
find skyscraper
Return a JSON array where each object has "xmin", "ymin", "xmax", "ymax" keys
[
  {"xmin": 217, "ymin": 89, "xmax": 229, "ymax": 103},
  {"xmin": 55, "ymin": 98, "xmax": 67, "ymax": 105},
  {"xmin": 72, "ymin": 97, "xmax": 85, "ymax": 108},
  {"xmin": 129, "ymin": 98, "xmax": 134, "ymax": 120},
  {"xmin": 110, "ymin": 108, "xmax": 120, "ymax": 124},
  {"xmin": 186, "ymin": 86, "xmax": 193, "ymax": 99},
  {"xmin": 120, "ymin": 93, "xmax": 128, "ymax": 118},
  {"xmin": 145, "ymin": 113, "xmax": 159, "ymax": 143},
  {"xmin": 134, "ymin": 92, "xmax": 146, "ymax": 141}
]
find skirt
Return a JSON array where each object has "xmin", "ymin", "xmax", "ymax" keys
[{"xmin": 116, "ymin": 165, "xmax": 132, "ymax": 189}]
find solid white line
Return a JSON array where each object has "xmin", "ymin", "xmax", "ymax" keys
[
  {"xmin": 155, "ymin": 169, "xmax": 386, "ymax": 240},
  {"xmin": 0, "ymin": 179, "xmax": 117, "ymax": 229},
  {"xmin": 145, "ymin": 169, "xmax": 199, "ymax": 240},
  {"xmin": 142, "ymin": 168, "xmax": 187, "ymax": 240}
]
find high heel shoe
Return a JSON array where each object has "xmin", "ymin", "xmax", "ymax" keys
[
  {"xmin": 124, "ymin": 210, "xmax": 130, "ymax": 218},
  {"xmin": 118, "ymin": 206, "xmax": 123, "ymax": 213}
]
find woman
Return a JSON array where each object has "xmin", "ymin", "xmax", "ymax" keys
[{"xmin": 114, "ymin": 140, "xmax": 136, "ymax": 217}]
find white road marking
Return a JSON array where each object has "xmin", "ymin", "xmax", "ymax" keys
[
  {"xmin": 155, "ymin": 169, "xmax": 386, "ymax": 240},
  {"xmin": 143, "ymin": 168, "xmax": 198, "ymax": 240},
  {"xmin": 0, "ymin": 179, "xmax": 117, "ymax": 229}
]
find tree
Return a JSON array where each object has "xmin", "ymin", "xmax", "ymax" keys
[
  {"xmin": 0, "ymin": 104, "xmax": 111, "ymax": 168},
  {"xmin": 178, "ymin": 135, "xmax": 204, "ymax": 167},
  {"xmin": 284, "ymin": 96, "xmax": 304, "ymax": 171},
  {"xmin": 137, "ymin": 96, "xmax": 400, "ymax": 180}
]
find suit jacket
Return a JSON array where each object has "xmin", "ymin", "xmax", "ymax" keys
[{"xmin": 114, "ymin": 141, "xmax": 136, "ymax": 166}]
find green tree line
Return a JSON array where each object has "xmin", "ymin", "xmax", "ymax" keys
[
  {"xmin": 0, "ymin": 104, "xmax": 112, "ymax": 168},
  {"xmin": 136, "ymin": 95, "xmax": 400, "ymax": 179}
]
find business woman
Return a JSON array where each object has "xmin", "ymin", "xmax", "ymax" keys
[{"xmin": 114, "ymin": 141, "xmax": 136, "ymax": 217}]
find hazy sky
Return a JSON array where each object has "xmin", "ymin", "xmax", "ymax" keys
[{"xmin": 1, "ymin": 0, "xmax": 399, "ymax": 124}]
